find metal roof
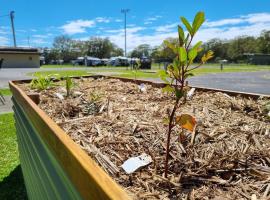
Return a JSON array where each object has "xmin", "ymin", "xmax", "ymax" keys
[{"xmin": 0, "ymin": 47, "xmax": 40, "ymax": 54}]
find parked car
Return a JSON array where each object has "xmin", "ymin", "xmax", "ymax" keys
[
  {"xmin": 72, "ymin": 57, "xmax": 85, "ymax": 66},
  {"xmin": 140, "ymin": 56, "xmax": 151, "ymax": 69},
  {"xmin": 109, "ymin": 56, "xmax": 129, "ymax": 66},
  {"xmin": 85, "ymin": 57, "xmax": 101, "ymax": 66},
  {"xmin": 100, "ymin": 58, "xmax": 109, "ymax": 66}
]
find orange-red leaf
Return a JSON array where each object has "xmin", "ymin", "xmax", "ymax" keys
[{"xmin": 176, "ymin": 114, "xmax": 196, "ymax": 132}]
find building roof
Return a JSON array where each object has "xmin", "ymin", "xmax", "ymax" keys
[{"xmin": 0, "ymin": 47, "xmax": 40, "ymax": 55}]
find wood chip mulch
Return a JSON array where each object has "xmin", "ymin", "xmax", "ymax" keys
[{"xmin": 21, "ymin": 77, "xmax": 270, "ymax": 200}]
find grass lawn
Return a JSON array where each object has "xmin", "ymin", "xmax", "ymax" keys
[
  {"xmin": 32, "ymin": 64, "xmax": 270, "ymax": 79},
  {"xmin": 30, "ymin": 70, "xmax": 92, "ymax": 77},
  {"xmin": 0, "ymin": 113, "xmax": 27, "ymax": 199},
  {"xmin": 0, "ymin": 88, "xmax": 12, "ymax": 96}
]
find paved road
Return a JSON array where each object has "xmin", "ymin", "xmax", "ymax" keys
[
  {"xmin": 0, "ymin": 67, "xmax": 92, "ymax": 88},
  {"xmin": 0, "ymin": 68, "xmax": 269, "ymax": 113},
  {"xmin": 146, "ymin": 71, "xmax": 270, "ymax": 95}
]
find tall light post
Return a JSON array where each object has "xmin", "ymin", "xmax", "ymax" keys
[
  {"xmin": 10, "ymin": 11, "xmax": 17, "ymax": 47},
  {"xmin": 121, "ymin": 9, "xmax": 129, "ymax": 57}
]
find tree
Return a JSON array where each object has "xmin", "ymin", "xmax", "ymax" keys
[
  {"xmin": 130, "ymin": 44, "xmax": 151, "ymax": 58},
  {"xmin": 52, "ymin": 35, "xmax": 78, "ymax": 62},
  {"xmin": 85, "ymin": 37, "xmax": 114, "ymax": 58},
  {"xmin": 227, "ymin": 36, "xmax": 259, "ymax": 62},
  {"xmin": 258, "ymin": 30, "xmax": 270, "ymax": 54}
]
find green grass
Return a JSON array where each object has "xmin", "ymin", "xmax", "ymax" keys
[
  {"xmin": 41, "ymin": 64, "xmax": 77, "ymax": 68},
  {"xmin": 30, "ymin": 70, "xmax": 92, "ymax": 77},
  {"xmin": 33, "ymin": 64, "xmax": 270, "ymax": 80},
  {"xmin": 0, "ymin": 88, "xmax": 12, "ymax": 96},
  {"xmin": 0, "ymin": 113, "xmax": 27, "ymax": 199},
  {"xmin": 41, "ymin": 64, "xmax": 129, "ymax": 68}
]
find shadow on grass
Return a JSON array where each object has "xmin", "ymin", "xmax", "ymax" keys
[{"xmin": 0, "ymin": 165, "xmax": 27, "ymax": 200}]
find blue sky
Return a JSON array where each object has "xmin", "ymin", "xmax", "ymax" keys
[{"xmin": 1, "ymin": 0, "xmax": 270, "ymax": 51}]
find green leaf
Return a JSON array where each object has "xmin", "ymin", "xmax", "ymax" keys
[
  {"xmin": 188, "ymin": 48, "xmax": 197, "ymax": 62},
  {"xmin": 181, "ymin": 17, "xmax": 193, "ymax": 35},
  {"xmin": 158, "ymin": 70, "xmax": 170, "ymax": 84},
  {"xmin": 201, "ymin": 50, "xmax": 214, "ymax": 63},
  {"xmin": 175, "ymin": 89, "xmax": 184, "ymax": 99},
  {"xmin": 178, "ymin": 25, "xmax": 185, "ymax": 46},
  {"xmin": 192, "ymin": 12, "xmax": 205, "ymax": 35},
  {"xmin": 184, "ymin": 73, "xmax": 194, "ymax": 79},
  {"xmin": 162, "ymin": 85, "xmax": 174, "ymax": 93},
  {"xmin": 164, "ymin": 40, "xmax": 177, "ymax": 54},
  {"xmin": 192, "ymin": 41, "xmax": 202, "ymax": 51},
  {"xmin": 179, "ymin": 47, "xmax": 187, "ymax": 63}
]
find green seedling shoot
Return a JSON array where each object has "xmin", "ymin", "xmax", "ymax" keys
[
  {"xmin": 30, "ymin": 75, "xmax": 54, "ymax": 91},
  {"xmin": 65, "ymin": 76, "xmax": 74, "ymax": 97}
]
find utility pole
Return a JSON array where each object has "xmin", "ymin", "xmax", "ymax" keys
[
  {"xmin": 10, "ymin": 11, "xmax": 17, "ymax": 47},
  {"xmin": 121, "ymin": 9, "xmax": 129, "ymax": 57}
]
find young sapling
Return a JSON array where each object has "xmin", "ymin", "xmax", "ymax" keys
[{"xmin": 158, "ymin": 11, "xmax": 213, "ymax": 178}]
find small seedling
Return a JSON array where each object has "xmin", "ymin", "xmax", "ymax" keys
[
  {"xmin": 158, "ymin": 11, "xmax": 213, "ymax": 177},
  {"xmin": 132, "ymin": 59, "xmax": 140, "ymax": 81},
  {"xmin": 30, "ymin": 75, "xmax": 54, "ymax": 91},
  {"xmin": 65, "ymin": 76, "xmax": 74, "ymax": 97}
]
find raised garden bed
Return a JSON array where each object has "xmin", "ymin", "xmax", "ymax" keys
[{"xmin": 11, "ymin": 76, "xmax": 270, "ymax": 199}]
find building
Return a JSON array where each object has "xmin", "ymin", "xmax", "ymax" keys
[
  {"xmin": 0, "ymin": 47, "xmax": 41, "ymax": 68},
  {"xmin": 244, "ymin": 53, "xmax": 270, "ymax": 65}
]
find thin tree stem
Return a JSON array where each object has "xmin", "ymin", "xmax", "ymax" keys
[{"xmin": 164, "ymin": 98, "xmax": 180, "ymax": 178}]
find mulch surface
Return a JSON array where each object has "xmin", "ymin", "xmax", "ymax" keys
[{"xmin": 21, "ymin": 77, "xmax": 270, "ymax": 199}]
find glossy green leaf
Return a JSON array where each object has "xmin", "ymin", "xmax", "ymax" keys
[
  {"xmin": 192, "ymin": 12, "xmax": 205, "ymax": 35},
  {"xmin": 179, "ymin": 47, "xmax": 187, "ymax": 63},
  {"xmin": 178, "ymin": 25, "xmax": 185, "ymax": 46},
  {"xmin": 181, "ymin": 17, "xmax": 193, "ymax": 35},
  {"xmin": 188, "ymin": 48, "xmax": 197, "ymax": 62}
]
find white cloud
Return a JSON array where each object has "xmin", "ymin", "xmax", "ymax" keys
[
  {"xmin": 115, "ymin": 19, "xmax": 123, "ymax": 23},
  {"xmin": 33, "ymin": 34, "xmax": 48, "ymax": 38},
  {"xmin": 204, "ymin": 18, "xmax": 244, "ymax": 27},
  {"xmin": 144, "ymin": 15, "xmax": 162, "ymax": 25},
  {"xmin": 96, "ymin": 17, "xmax": 110, "ymax": 23},
  {"xmin": 155, "ymin": 23, "xmax": 178, "ymax": 33},
  {"xmin": 204, "ymin": 12, "xmax": 270, "ymax": 28},
  {"xmin": 60, "ymin": 12, "xmax": 270, "ymax": 51},
  {"xmin": 61, "ymin": 19, "xmax": 95, "ymax": 34},
  {"xmin": 0, "ymin": 36, "xmax": 9, "ymax": 45}
]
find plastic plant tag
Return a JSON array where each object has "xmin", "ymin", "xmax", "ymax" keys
[
  {"xmin": 187, "ymin": 88, "xmax": 196, "ymax": 99},
  {"xmin": 55, "ymin": 93, "xmax": 64, "ymax": 100},
  {"xmin": 138, "ymin": 84, "xmax": 147, "ymax": 92},
  {"xmin": 121, "ymin": 153, "xmax": 152, "ymax": 174}
]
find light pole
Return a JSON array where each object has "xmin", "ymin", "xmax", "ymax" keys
[
  {"xmin": 121, "ymin": 9, "xmax": 129, "ymax": 57},
  {"xmin": 10, "ymin": 11, "xmax": 17, "ymax": 47}
]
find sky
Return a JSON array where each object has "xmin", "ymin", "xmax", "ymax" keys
[{"xmin": 1, "ymin": 0, "xmax": 270, "ymax": 51}]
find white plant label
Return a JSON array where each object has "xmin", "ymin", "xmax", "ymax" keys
[{"xmin": 121, "ymin": 153, "xmax": 152, "ymax": 174}]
